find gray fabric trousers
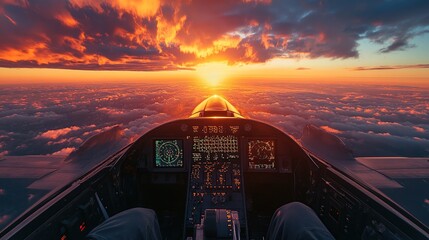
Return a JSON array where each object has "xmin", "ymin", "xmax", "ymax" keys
[
  {"xmin": 87, "ymin": 208, "xmax": 162, "ymax": 240},
  {"xmin": 266, "ymin": 202, "xmax": 335, "ymax": 240},
  {"xmin": 87, "ymin": 202, "xmax": 334, "ymax": 240}
]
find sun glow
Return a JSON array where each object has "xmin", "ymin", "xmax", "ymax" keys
[{"xmin": 195, "ymin": 62, "xmax": 234, "ymax": 87}]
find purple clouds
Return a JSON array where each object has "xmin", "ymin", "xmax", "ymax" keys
[{"xmin": 0, "ymin": 82, "xmax": 428, "ymax": 158}]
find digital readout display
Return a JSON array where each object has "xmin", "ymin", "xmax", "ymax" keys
[{"xmin": 248, "ymin": 140, "xmax": 275, "ymax": 169}]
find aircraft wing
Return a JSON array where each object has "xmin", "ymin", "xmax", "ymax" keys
[
  {"xmin": 300, "ymin": 124, "xmax": 429, "ymax": 227},
  {"xmin": 355, "ymin": 157, "xmax": 429, "ymax": 227},
  {"xmin": 0, "ymin": 126, "xmax": 128, "ymax": 229},
  {"xmin": 0, "ymin": 155, "xmax": 66, "ymax": 229}
]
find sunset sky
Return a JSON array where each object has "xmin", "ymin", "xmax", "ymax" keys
[
  {"xmin": 1, "ymin": 0, "xmax": 428, "ymax": 84},
  {"xmin": 1, "ymin": 1, "xmax": 429, "ymax": 229}
]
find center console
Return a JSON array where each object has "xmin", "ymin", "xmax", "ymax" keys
[{"xmin": 185, "ymin": 135, "xmax": 247, "ymax": 238}]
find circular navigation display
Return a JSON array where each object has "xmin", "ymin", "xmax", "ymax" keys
[
  {"xmin": 155, "ymin": 140, "xmax": 183, "ymax": 167},
  {"xmin": 159, "ymin": 142, "xmax": 180, "ymax": 164}
]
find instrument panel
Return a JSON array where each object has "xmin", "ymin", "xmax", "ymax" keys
[
  {"xmin": 154, "ymin": 139, "xmax": 184, "ymax": 168},
  {"xmin": 138, "ymin": 118, "xmax": 297, "ymax": 173},
  {"xmin": 133, "ymin": 118, "xmax": 303, "ymax": 238},
  {"xmin": 186, "ymin": 135, "xmax": 244, "ymax": 231},
  {"xmin": 248, "ymin": 139, "xmax": 276, "ymax": 170}
]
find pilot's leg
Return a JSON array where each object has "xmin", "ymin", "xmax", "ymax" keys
[
  {"xmin": 87, "ymin": 208, "xmax": 161, "ymax": 240},
  {"xmin": 266, "ymin": 202, "xmax": 334, "ymax": 240}
]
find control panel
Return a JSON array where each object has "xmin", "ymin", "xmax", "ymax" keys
[
  {"xmin": 319, "ymin": 177, "xmax": 360, "ymax": 238},
  {"xmin": 185, "ymin": 135, "xmax": 246, "ymax": 235},
  {"xmin": 154, "ymin": 139, "xmax": 184, "ymax": 168},
  {"xmin": 247, "ymin": 139, "xmax": 276, "ymax": 170},
  {"xmin": 132, "ymin": 118, "xmax": 298, "ymax": 238}
]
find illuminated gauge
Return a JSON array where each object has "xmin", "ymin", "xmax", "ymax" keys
[
  {"xmin": 155, "ymin": 140, "xmax": 183, "ymax": 167},
  {"xmin": 251, "ymin": 141, "xmax": 274, "ymax": 161},
  {"xmin": 248, "ymin": 140, "xmax": 275, "ymax": 169}
]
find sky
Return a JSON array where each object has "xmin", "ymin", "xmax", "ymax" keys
[
  {"xmin": 0, "ymin": 0, "xmax": 428, "ymax": 84},
  {"xmin": 0, "ymin": 0, "xmax": 428, "ymax": 156},
  {"xmin": 0, "ymin": 1, "xmax": 429, "ymax": 230}
]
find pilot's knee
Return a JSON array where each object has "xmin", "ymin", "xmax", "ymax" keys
[
  {"xmin": 122, "ymin": 208, "xmax": 158, "ymax": 225},
  {"xmin": 88, "ymin": 208, "xmax": 161, "ymax": 240},
  {"xmin": 274, "ymin": 202, "xmax": 312, "ymax": 219},
  {"xmin": 127, "ymin": 208, "xmax": 156, "ymax": 218}
]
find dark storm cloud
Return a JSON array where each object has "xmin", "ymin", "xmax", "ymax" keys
[{"xmin": 0, "ymin": 0, "xmax": 428, "ymax": 70}]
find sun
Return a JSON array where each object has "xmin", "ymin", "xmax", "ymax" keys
[{"xmin": 195, "ymin": 62, "xmax": 232, "ymax": 87}]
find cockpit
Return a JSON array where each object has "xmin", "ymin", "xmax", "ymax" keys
[
  {"xmin": 121, "ymin": 96, "xmax": 300, "ymax": 238},
  {"xmin": 1, "ymin": 96, "xmax": 428, "ymax": 240}
]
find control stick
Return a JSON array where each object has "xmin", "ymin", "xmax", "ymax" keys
[{"xmin": 194, "ymin": 209, "xmax": 240, "ymax": 240}]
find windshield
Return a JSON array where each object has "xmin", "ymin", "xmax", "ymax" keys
[{"xmin": 1, "ymin": 0, "xmax": 428, "ymax": 234}]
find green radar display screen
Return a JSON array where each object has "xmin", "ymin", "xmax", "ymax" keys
[{"xmin": 154, "ymin": 139, "xmax": 184, "ymax": 168}]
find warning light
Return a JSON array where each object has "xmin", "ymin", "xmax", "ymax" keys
[{"xmin": 79, "ymin": 222, "xmax": 86, "ymax": 232}]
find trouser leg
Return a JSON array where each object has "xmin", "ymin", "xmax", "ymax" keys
[
  {"xmin": 87, "ymin": 208, "xmax": 162, "ymax": 240},
  {"xmin": 266, "ymin": 202, "xmax": 334, "ymax": 240}
]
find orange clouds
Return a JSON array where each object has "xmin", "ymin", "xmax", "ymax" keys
[
  {"xmin": 114, "ymin": 0, "xmax": 160, "ymax": 17},
  {"xmin": 70, "ymin": 0, "xmax": 160, "ymax": 17},
  {"xmin": 0, "ymin": 0, "xmax": 428, "ymax": 71},
  {"xmin": 180, "ymin": 35, "xmax": 242, "ymax": 58},
  {"xmin": 37, "ymin": 126, "xmax": 80, "ymax": 139},
  {"xmin": 320, "ymin": 126, "xmax": 343, "ymax": 134},
  {"xmin": 414, "ymin": 126, "xmax": 425, "ymax": 133},
  {"xmin": 51, "ymin": 147, "xmax": 76, "ymax": 156},
  {"xmin": 57, "ymin": 14, "xmax": 79, "ymax": 28}
]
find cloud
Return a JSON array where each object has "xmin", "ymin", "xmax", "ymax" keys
[
  {"xmin": 320, "ymin": 126, "xmax": 342, "ymax": 134},
  {"xmin": 378, "ymin": 29, "xmax": 429, "ymax": 53},
  {"xmin": 51, "ymin": 147, "xmax": 76, "ymax": 156},
  {"xmin": 352, "ymin": 64, "xmax": 429, "ymax": 71},
  {"xmin": 37, "ymin": 126, "xmax": 80, "ymax": 139},
  {"xmin": 0, "ymin": 82, "xmax": 428, "ymax": 158},
  {"xmin": 0, "ymin": 83, "xmax": 205, "ymax": 155},
  {"xmin": 379, "ymin": 36, "xmax": 413, "ymax": 53},
  {"xmin": 414, "ymin": 126, "xmax": 425, "ymax": 133},
  {"xmin": 227, "ymin": 83, "xmax": 429, "ymax": 157},
  {"xmin": 0, "ymin": 0, "xmax": 428, "ymax": 70}
]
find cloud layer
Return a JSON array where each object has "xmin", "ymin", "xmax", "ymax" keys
[
  {"xmin": 0, "ymin": 0, "xmax": 428, "ymax": 70},
  {"xmin": 0, "ymin": 82, "xmax": 428, "ymax": 158}
]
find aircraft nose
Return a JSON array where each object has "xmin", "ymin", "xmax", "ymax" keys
[{"xmin": 189, "ymin": 95, "xmax": 243, "ymax": 118}]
